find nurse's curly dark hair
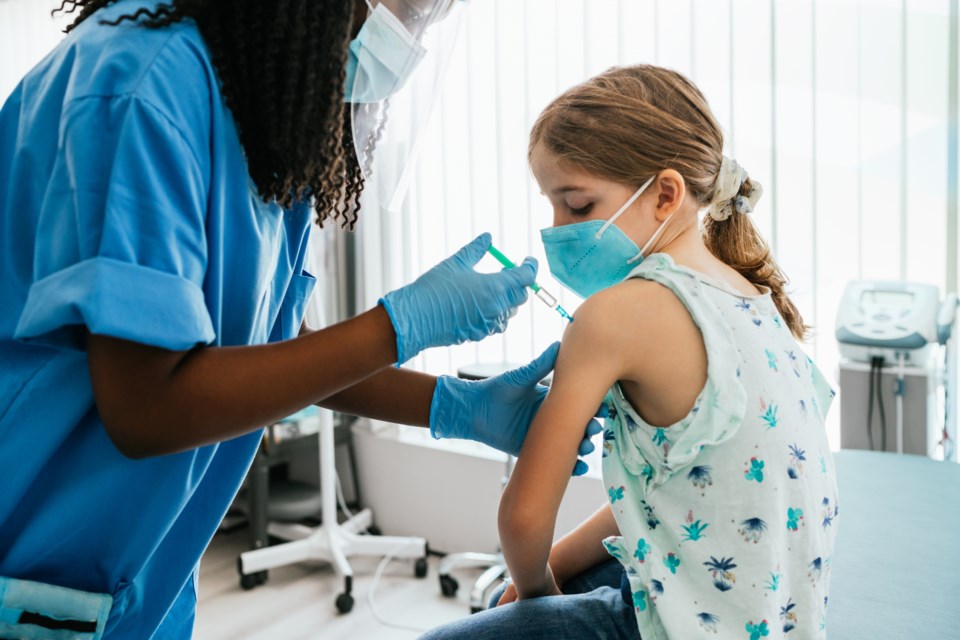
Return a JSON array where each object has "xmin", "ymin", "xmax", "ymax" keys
[{"xmin": 53, "ymin": 0, "xmax": 366, "ymax": 229}]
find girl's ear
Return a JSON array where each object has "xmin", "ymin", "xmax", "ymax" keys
[{"xmin": 654, "ymin": 169, "xmax": 686, "ymax": 221}]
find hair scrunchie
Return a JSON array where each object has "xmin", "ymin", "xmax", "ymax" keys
[{"xmin": 707, "ymin": 156, "xmax": 763, "ymax": 222}]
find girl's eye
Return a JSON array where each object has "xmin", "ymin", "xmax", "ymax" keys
[{"xmin": 570, "ymin": 203, "xmax": 593, "ymax": 216}]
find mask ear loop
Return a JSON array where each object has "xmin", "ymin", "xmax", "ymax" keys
[
  {"xmin": 595, "ymin": 174, "xmax": 657, "ymax": 240},
  {"xmin": 629, "ymin": 209, "xmax": 674, "ymax": 264}
]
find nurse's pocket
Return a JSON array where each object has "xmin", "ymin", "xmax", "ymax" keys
[
  {"xmin": 0, "ymin": 576, "xmax": 112, "ymax": 640},
  {"xmin": 279, "ymin": 270, "xmax": 317, "ymax": 340}
]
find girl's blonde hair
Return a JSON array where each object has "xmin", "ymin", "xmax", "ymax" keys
[{"xmin": 530, "ymin": 65, "xmax": 808, "ymax": 339}]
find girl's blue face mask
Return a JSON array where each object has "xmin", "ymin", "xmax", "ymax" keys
[{"xmin": 540, "ymin": 174, "xmax": 672, "ymax": 299}]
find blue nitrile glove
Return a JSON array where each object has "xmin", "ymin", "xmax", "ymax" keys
[
  {"xmin": 380, "ymin": 233, "xmax": 536, "ymax": 365},
  {"xmin": 430, "ymin": 342, "xmax": 605, "ymax": 476}
]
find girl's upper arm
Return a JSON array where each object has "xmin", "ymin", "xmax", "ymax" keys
[{"xmin": 503, "ymin": 289, "xmax": 642, "ymax": 523}]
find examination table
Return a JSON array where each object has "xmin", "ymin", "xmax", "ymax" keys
[{"xmin": 827, "ymin": 450, "xmax": 960, "ymax": 638}]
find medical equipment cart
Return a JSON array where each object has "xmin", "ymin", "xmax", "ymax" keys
[
  {"xmin": 236, "ymin": 411, "xmax": 428, "ymax": 613},
  {"xmin": 835, "ymin": 280, "xmax": 958, "ymax": 459}
]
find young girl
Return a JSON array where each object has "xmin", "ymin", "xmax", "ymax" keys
[{"xmin": 422, "ymin": 65, "xmax": 838, "ymax": 640}]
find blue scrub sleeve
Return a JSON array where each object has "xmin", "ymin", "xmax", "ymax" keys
[{"xmin": 15, "ymin": 94, "xmax": 215, "ymax": 351}]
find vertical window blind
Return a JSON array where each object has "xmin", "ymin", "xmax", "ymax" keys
[
  {"xmin": 0, "ymin": 1, "xmax": 70, "ymax": 101},
  {"xmin": 354, "ymin": 0, "xmax": 960, "ymax": 449}
]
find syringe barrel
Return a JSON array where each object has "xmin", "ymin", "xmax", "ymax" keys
[{"xmin": 535, "ymin": 288, "xmax": 558, "ymax": 308}]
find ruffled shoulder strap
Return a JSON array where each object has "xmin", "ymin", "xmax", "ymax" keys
[{"xmin": 606, "ymin": 254, "xmax": 748, "ymax": 493}]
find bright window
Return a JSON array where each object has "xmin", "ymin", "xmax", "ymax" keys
[{"xmin": 354, "ymin": 0, "xmax": 959, "ymax": 452}]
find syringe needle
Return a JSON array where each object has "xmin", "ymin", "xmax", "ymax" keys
[{"xmin": 488, "ymin": 244, "xmax": 573, "ymax": 322}]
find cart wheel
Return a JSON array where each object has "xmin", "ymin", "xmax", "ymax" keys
[
  {"xmin": 239, "ymin": 570, "xmax": 267, "ymax": 590},
  {"xmin": 415, "ymin": 557, "xmax": 428, "ymax": 579},
  {"xmin": 239, "ymin": 573, "xmax": 258, "ymax": 591},
  {"xmin": 237, "ymin": 558, "xmax": 268, "ymax": 591},
  {"xmin": 439, "ymin": 574, "xmax": 458, "ymax": 597},
  {"xmin": 335, "ymin": 592, "xmax": 354, "ymax": 614},
  {"xmin": 367, "ymin": 524, "xmax": 382, "ymax": 536}
]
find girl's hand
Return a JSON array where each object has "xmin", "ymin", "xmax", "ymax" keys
[
  {"xmin": 497, "ymin": 567, "xmax": 563, "ymax": 606},
  {"xmin": 495, "ymin": 580, "xmax": 518, "ymax": 607}
]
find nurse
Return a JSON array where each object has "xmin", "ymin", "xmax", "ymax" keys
[{"xmin": 0, "ymin": 1, "xmax": 598, "ymax": 638}]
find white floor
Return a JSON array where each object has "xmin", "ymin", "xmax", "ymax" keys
[{"xmin": 195, "ymin": 529, "xmax": 487, "ymax": 640}]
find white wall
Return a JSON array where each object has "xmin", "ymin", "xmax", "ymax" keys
[
  {"xmin": 353, "ymin": 420, "xmax": 605, "ymax": 554},
  {"xmin": 0, "ymin": 1, "xmax": 69, "ymax": 103}
]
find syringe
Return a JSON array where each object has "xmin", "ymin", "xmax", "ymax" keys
[{"xmin": 488, "ymin": 244, "xmax": 574, "ymax": 322}]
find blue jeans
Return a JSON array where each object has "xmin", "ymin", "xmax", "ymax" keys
[{"xmin": 419, "ymin": 559, "xmax": 641, "ymax": 640}]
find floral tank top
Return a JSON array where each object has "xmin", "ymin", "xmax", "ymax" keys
[{"xmin": 601, "ymin": 254, "xmax": 839, "ymax": 640}]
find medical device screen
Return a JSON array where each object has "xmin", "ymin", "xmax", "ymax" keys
[{"xmin": 860, "ymin": 290, "xmax": 915, "ymax": 307}]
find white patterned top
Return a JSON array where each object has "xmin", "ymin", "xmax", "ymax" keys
[{"xmin": 601, "ymin": 253, "xmax": 838, "ymax": 640}]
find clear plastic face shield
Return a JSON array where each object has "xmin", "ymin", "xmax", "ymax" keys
[{"xmin": 347, "ymin": 0, "xmax": 466, "ymax": 212}]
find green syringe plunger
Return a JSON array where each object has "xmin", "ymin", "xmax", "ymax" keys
[{"xmin": 487, "ymin": 244, "xmax": 573, "ymax": 322}]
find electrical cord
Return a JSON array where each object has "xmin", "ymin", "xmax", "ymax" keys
[
  {"xmin": 942, "ymin": 347, "xmax": 952, "ymax": 454},
  {"xmin": 867, "ymin": 357, "xmax": 877, "ymax": 451},
  {"xmin": 895, "ymin": 352, "xmax": 905, "ymax": 454},
  {"xmin": 368, "ymin": 543, "xmax": 432, "ymax": 634},
  {"xmin": 875, "ymin": 356, "xmax": 887, "ymax": 452},
  {"xmin": 334, "ymin": 472, "xmax": 428, "ymax": 633}
]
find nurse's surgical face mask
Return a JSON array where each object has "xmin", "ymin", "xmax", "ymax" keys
[
  {"xmin": 344, "ymin": 1, "xmax": 427, "ymax": 104},
  {"xmin": 540, "ymin": 174, "xmax": 673, "ymax": 299}
]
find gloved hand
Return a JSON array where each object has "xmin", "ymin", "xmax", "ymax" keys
[
  {"xmin": 430, "ymin": 342, "xmax": 605, "ymax": 476},
  {"xmin": 381, "ymin": 233, "xmax": 536, "ymax": 364}
]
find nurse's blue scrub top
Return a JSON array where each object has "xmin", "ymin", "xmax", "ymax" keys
[{"xmin": 0, "ymin": 2, "xmax": 316, "ymax": 637}]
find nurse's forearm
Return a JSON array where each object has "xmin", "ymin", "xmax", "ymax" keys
[
  {"xmin": 317, "ymin": 367, "xmax": 436, "ymax": 427},
  {"xmin": 88, "ymin": 306, "xmax": 400, "ymax": 458}
]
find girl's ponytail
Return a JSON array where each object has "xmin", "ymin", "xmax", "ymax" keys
[{"xmin": 702, "ymin": 173, "xmax": 808, "ymax": 340}]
